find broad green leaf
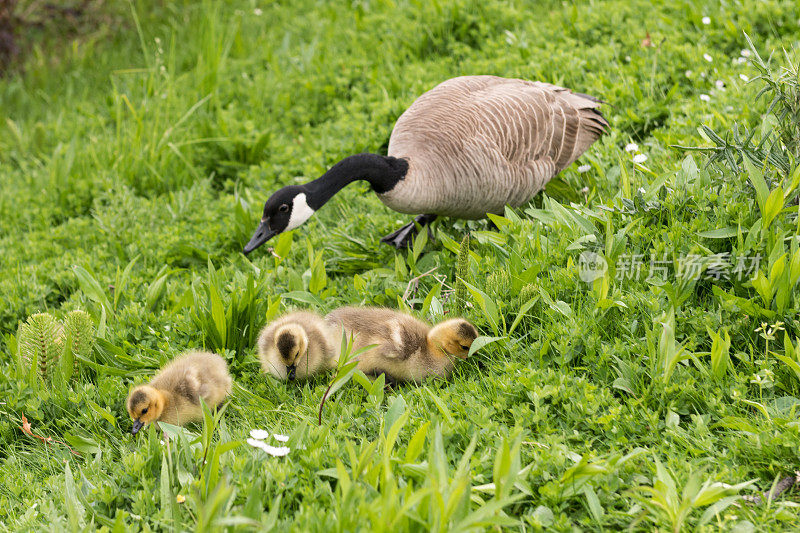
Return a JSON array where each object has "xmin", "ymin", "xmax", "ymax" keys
[
  {"xmin": 282, "ymin": 290, "xmax": 325, "ymax": 308},
  {"xmin": 383, "ymin": 395, "xmax": 407, "ymax": 437},
  {"xmin": 64, "ymin": 462, "xmax": 85, "ymax": 530},
  {"xmin": 146, "ymin": 266, "xmax": 171, "ymax": 312},
  {"xmin": 743, "ymin": 157, "xmax": 768, "ymax": 215},
  {"xmin": 87, "ymin": 400, "xmax": 117, "ymax": 427},
  {"xmin": 762, "ymin": 186, "xmax": 784, "ymax": 230},
  {"xmin": 467, "ymin": 335, "xmax": 504, "ymax": 357},
  {"xmin": 160, "ymin": 453, "xmax": 173, "ymax": 525},
  {"xmin": 775, "ymin": 355, "xmax": 800, "ymax": 382},
  {"xmin": 73, "ymin": 265, "xmax": 112, "ymax": 315},
  {"xmin": 405, "ymin": 422, "xmax": 430, "ymax": 463},
  {"xmin": 64, "ymin": 433, "xmax": 100, "ymax": 454},
  {"xmin": 697, "ymin": 227, "xmax": 739, "ymax": 239},
  {"xmin": 461, "ymin": 279, "xmax": 500, "ymax": 334},
  {"xmin": 509, "ymin": 297, "xmax": 538, "ymax": 335}
]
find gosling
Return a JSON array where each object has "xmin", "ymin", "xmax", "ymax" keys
[
  {"xmin": 257, "ymin": 311, "xmax": 340, "ymax": 380},
  {"xmin": 126, "ymin": 351, "xmax": 232, "ymax": 435},
  {"xmin": 325, "ymin": 307, "xmax": 479, "ymax": 384}
]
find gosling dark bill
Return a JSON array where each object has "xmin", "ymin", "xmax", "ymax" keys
[{"xmin": 131, "ymin": 419, "xmax": 144, "ymax": 435}]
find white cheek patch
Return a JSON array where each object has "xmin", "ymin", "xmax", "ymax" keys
[{"xmin": 285, "ymin": 193, "xmax": 315, "ymax": 231}]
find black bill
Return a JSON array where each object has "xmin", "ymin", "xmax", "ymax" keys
[
  {"xmin": 131, "ymin": 419, "xmax": 145, "ymax": 435},
  {"xmin": 243, "ymin": 221, "xmax": 277, "ymax": 255}
]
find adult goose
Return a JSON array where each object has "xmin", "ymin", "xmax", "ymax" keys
[{"xmin": 244, "ymin": 75, "xmax": 608, "ymax": 253}]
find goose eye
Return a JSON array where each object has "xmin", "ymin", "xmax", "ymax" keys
[
  {"xmin": 459, "ymin": 344, "xmax": 469, "ymax": 350},
  {"xmin": 141, "ymin": 407, "xmax": 149, "ymax": 415},
  {"xmin": 279, "ymin": 204, "xmax": 289, "ymax": 212}
]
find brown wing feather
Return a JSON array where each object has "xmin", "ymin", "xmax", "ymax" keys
[{"xmin": 384, "ymin": 76, "xmax": 608, "ymax": 218}]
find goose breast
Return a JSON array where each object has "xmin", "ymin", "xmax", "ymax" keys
[{"xmin": 381, "ymin": 75, "xmax": 608, "ymax": 218}]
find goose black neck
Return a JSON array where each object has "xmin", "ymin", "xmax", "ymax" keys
[{"xmin": 303, "ymin": 153, "xmax": 408, "ymax": 210}]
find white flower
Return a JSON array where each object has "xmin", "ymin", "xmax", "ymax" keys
[
  {"xmin": 633, "ymin": 154, "xmax": 648, "ymax": 164},
  {"xmin": 715, "ymin": 80, "xmax": 725, "ymax": 89},
  {"xmin": 247, "ymin": 438, "xmax": 290, "ymax": 456},
  {"xmin": 625, "ymin": 143, "xmax": 639, "ymax": 153},
  {"xmin": 702, "ymin": 16, "xmax": 711, "ymax": 25},
  {"xmin": 700, "ymin": 72, "xmax": 707, "ymax": 78},
  {"xmin": 248, "ymin": 431, "xmax": 292, "ymax": 456},
  {"xmin": 700, "ymin": 94, "xmax": 711, "ymax": 102},
  {"xmin": 741, "ymin": 49, "xmax": 751, "ymax": 57},
  {"xmin": 577, "ymin": 164, "xmax": 591, "ymax": 173},
  {"xmin": 625, "ymin": 55, "xmax": 631, "ymax": 62},
  {"xmin": 247, "ymin": 437, "xmax": 263, "ymax": 448},
  {"xmin": 703, "ymin": 53, "xmax": 713, "ymax": 62},
  {"xmin": 685, "ymin": 70, "xmax": 693, "ymax": 78},
  {"xmin": 739, "ymin": 74, "xmax": 749, "ymax": 82},
  {"xmin": 249, "ymin": 429, "xmax": 269, "ymax": 440},
  {"xmin": 253, "ymin": 8, "xmax": 263, "ymax": 16},
  {"xmin": 735, "ymin": 57, "xmax": 747, "ymax": 65},
  {"xmin": 263, "ymin": 444, "xmax": 290, "ymax": 456}
]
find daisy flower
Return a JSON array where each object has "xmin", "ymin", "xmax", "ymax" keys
[
  {"xmin": 247, "ymin": 438, "xmax": 291, "ymax": 456},
  {"xmin": 249, "ymin": 429, "xmax": 269, "ymax": 440}
]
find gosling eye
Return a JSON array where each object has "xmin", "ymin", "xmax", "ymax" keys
[
  {"xmin": 459, "ymin": 344, "xmax": 469, "ymax": 350},
  {"xmin": 141, "ymin": 407, "xmax": 149, "ymax": 415},
  {"xmin": 279, "ymin": 204, "xmax": 289, "ymax": 212}
]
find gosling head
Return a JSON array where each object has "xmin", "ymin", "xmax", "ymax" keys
[
  {"xmin": 429, "ymin": 318, "xmax": 479, "ymax": 359},
  {"xmin": 274, "ymin": 324, "xmax": 309, "ymax": 380},
  {"xmin": 244, "ymin": 186, "xmax": 315, "ymax": 254},
  {"xmin": 126, "ymin": 385, "xmax": 165, "ymax": 435}
]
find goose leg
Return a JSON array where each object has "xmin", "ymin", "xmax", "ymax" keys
[{"xmin": 380, "ymin": 214, "xmax": 438, "ymax": 249}]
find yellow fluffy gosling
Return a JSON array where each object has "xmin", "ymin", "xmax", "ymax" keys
[
  {"xmin": 126, "ymin": 351, "xmax": 231, "ymax": 435},
  {"xmin": 257, "ymin": 312, "xmax": 340, "ymax": 380},
  {"xmin": 325, "ymin": 307, "xmax": 478, "ymax": 384}
]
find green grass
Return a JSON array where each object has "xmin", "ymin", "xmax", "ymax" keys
[{"xmin": 1, "ymin": 0, "xmax": 800, "ymax": 530}]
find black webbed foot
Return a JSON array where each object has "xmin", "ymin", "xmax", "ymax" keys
[{"xmin": 380, "ymin": 214, "xmax": 438, "ymax": 249}]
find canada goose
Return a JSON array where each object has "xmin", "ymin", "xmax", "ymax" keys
[
  {"xmin": 126, "ymin": 351, "xmax": 232, "ymax": 434},
  {"xmin": 244, "ymin": 75, "xmax": 608, "ymax": 252},
  {"xmin": 257, "ymin": 311, "xmax": 339, "ymax": 380},
  {"xmin": 325, "ymin": 307, "xmax": 478, "ymax": 384}
]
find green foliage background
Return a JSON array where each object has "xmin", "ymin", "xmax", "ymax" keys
[{"xmin": 1, "ymin": 0, "xmax": 799, "ymax": 530}]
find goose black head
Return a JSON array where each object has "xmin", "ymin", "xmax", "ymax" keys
[{"xmin": 244, "ymin": 186, "xmax": 315, "ymax": 254}]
